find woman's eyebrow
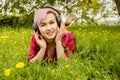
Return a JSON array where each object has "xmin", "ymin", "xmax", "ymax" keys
[
  {"xmin": 47, "ymin": 19, "xmax": 55, "ymax": 23},
  {"xmin": 50, "ymin": 19, "xmax": 55, "ymax": 21},
  {"xmin": 40, "ymin": 21, "xmax": 45, "ymax": 24}
]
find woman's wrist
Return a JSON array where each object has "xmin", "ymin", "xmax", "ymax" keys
[
  {"xmin": 56, "ymin": 41, "xmax": 66, "ymax": 58},
  {"xmin": 56, "ymin": 40, "xmax": 62, "ymax": 45},
  {"xmin": 40, "ymin": 46, "xmax": 47, "ymax": 50}
]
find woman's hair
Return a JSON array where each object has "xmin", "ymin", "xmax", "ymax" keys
[{"xmin": 33, "ymin": 7, "xmax": 61, "ymax": 27}]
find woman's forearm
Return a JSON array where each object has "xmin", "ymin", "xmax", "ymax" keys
[
  {"xmin": 56, "ymin": 41, "xmax": 66, "ymax": 59},
  {"xmin": 30, "ymin": 48, "xmax": 46, "ymax": 63}
]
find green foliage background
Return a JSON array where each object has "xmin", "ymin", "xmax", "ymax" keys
[{"xmin": 0, "ymin": 0, "xmax": 102, "ymax": 25}]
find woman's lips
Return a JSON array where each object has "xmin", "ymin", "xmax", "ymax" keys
[{"xmin": 47, "ymin": 31, "xmax": 53, "ymax": 36}]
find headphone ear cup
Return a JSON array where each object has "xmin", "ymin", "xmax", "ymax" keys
[
  {"xmin": 32, "ymin": 24, "xmax": 41, "ymax": 34},
  {"xmin": 33, "ymin": 24, "xmax": 38, "ymax": 32},
  {"xmin": 56, "ymin": 16, "xmax": 61, "ymax": 28}
]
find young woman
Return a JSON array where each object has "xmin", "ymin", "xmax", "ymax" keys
[{"xmin": 27, "ymin": 7, "xmax": 75, "ymax": 64}]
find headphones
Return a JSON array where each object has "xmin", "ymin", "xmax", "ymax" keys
[{"xmin": 33, "ymin": 7, "xmax": 61, "ymax": 34}]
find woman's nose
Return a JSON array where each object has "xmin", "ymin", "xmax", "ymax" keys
[{"xmin": 46, "ymin": 24, "xmax": 52, "ymax": 30}]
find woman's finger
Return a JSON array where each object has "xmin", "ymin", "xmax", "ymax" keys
[
  {"xmin": 34, "ymin": 32, "xmax": 39, "ymax": 40},
  {"xmin": 39, "ymin": 35, "xmax": 44, "ymax": 40},
  {"xmin": 60, "ymin": 22, "xmax": 65, "ymax": 33}
]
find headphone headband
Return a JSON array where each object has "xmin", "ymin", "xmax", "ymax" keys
[{"xmin": 42, "ymin": 7, "xmax": 61, "ymax": 16}]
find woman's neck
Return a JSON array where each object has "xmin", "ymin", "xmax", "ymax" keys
[{"xmin": 45, "ymin": 39, "xmax": 56, "ymax": 47}]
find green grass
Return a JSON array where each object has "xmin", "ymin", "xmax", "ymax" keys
[{"xmin": 0, "ymin": 24, "xmax": 120, "ymax": 80}]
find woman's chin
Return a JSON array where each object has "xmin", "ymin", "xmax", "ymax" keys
[{"xmin": 46, "ymin": 35, "xmax": 55, "ymax": 40}]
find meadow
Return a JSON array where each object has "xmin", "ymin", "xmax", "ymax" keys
[{"xmin": 0, "ymin": 24, "xmax": 120, "ymax": 80}]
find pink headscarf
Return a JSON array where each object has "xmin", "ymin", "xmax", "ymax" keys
[{"xmin": 34, "ymin": 8, "xmax": 58, "ymax": 27}]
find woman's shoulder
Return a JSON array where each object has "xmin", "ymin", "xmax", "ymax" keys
[
  {"xmin": 62, "ymin": 31, "xmax": 74, "ymax": 44},
  {"xmin": 30, "ymin": 34, "xmax": 40, "ymax": 49},
  {"xmin": 62, "ymin": 31, "xmax": 74, "ymax": 38}
]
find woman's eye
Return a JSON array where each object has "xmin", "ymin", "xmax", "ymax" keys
[
  {"xmin": 40, "ymin": 24, "xmax": 45, "ymax": 27},
  {"xmin": 50, "ymin": 21, "xmax": 55, "ymax": 24}
]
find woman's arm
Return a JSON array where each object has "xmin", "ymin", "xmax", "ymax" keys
[
  {"xmin": 56, "ymin": 41, "xmax": 66, "ymax": 59},
  {"xmin": 55, "ymin": 23, "xmax": 67, "ymax": 59},
  {"xmin": 55, "ymin": 23, "xmax": 75, "ymax": 60},
  {"xmin": 29, "ymin": 32, "xmax": 47, "ymax": 63},
  {"xmin": 29, "ymin": 48, "xmax": 46, "ymax": 62}
]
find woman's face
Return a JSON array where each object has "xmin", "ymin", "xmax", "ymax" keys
[{"xmin": 38, "ymin": 13, "xmax": 58, "ymax": 40}]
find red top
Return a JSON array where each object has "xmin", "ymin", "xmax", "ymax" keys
[{"xmin": 27, "ymin": 31, "xmax": 75, "ymax": 63}]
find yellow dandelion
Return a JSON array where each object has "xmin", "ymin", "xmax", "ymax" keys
[
  {"xmin": 22, "ymin": 31, "xmax": 27, "ymax": 34},
  {"xmin": 82, "ymin": 34, "xmax": 85, "ymax": 37},
  {"xmin": 65, "ymin": 64, "xmax": 70, "ymax": 69},
  {"xmin": 0, "ymin": 36, "xmax": 9, "ymax": 39},
  {"xmin": 51, "ymin": 69, "xmax": 55, "ymax": 74},
  {"xmin": 79, "ymin": 28, "xmax": 82, "ymax": 31},
  {"xmin": 12, "ymin": 31, "xmax": 15, "ymax": 33},
  {"xmin": 89, "ymin": 32, "xmax": 93, "ymax": 35},
  {"xmin": 15, "ymin": 62, "xmax": 25, "ymax": 68},
  {"xmin": 4, "ymin": 69, "xmax": 11, "ymax": 77}
]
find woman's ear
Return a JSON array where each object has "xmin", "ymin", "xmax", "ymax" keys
[{"xmin": 32, "ymin": 24, "xmax": 41, "ymax": 34}]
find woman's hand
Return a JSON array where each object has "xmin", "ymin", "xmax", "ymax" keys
[
  {"xmin": 55, "ymin": 22, "xmax": 65, "ymax": 43},
  {"xmin": 34, "ymin": 32, "xmax": 47, "ymax": 49},
  {"xmin": 55, "ymin": 23, "xmax": 66, "ymax": 59},
  {"xmin": 29, "ymin": 32, "xmax": 46, "ymax": 63}
]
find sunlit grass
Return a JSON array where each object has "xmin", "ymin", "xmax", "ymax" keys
[{"xmin": 0, "ymin": 25, "xmax": 120, "ymax": 80}]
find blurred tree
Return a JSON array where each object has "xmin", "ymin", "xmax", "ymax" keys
[
  {"xmin": 115, "ymin": 0, "xmax": 120, "ymax": 16},
  {"xmin": 0, "ymin": 0, "xmax": 100, "ymax": 14},
  {"xmin": 0, "ymin": 0, "xmax": 107, "ymax": 24}
]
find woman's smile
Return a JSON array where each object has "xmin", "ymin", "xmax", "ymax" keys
[{"xmin": 46, "ymin": 31, "xmax": 54, "ymax": 36}]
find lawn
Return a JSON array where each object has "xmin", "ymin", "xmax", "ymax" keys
[{"xmin": 0, "ymin": 24, "xmax": 120, "ymax": 80}]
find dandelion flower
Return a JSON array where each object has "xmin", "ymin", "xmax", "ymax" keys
[
  {"xmin": 4, "ymin": 69, "xmax": 11, "ymax": 77},
  {"xmin": 22, "ymin": 31, "xmax": 27, "ymax": 34},
  {"xmin": 51, "ymin": 69, "xmax": 55, "ymax": 74},
  {"xmin": 0, "ymin": 36, "xmax": 9, "ymax": 39},
  {"xmin": 82, "ymin": 34, "xmax": 85, "ymax": 37},
  {"xmin": 65, "ymin": 64, "xmax": 70, "ymax": 69},
  {"xmin": 79, "ymin": 28, "xmax": 82, "ymax": 31},
  {"xmin": 15, "ymin": 62, "xmax": 25, "ymax": 68}
]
